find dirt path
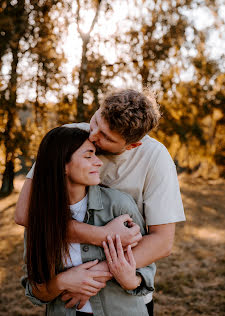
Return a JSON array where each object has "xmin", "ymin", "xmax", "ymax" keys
[{"xmin": 0, "ymin": 175, "xmax": 225, "ymax": 315}]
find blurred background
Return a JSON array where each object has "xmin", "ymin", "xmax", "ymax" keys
[
  {"xmin": 0, "ymin": 0, "xmax": 224, "ymax": 195},
  {"xmin": 0, "ymin": 1, "xmax": 225, "ymax": 315}
]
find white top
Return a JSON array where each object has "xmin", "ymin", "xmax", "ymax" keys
[{"xmin": 64, "ymin": 194, "xmax": 93, "ymax": 313}]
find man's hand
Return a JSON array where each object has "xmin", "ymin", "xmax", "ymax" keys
[
  {"xmin": 58, "ymin": 260, "xmax": 112, "ymax": 296},
  {"xmin": 61, "ymin": 292, "xmax": 90, "ymax": 309},
  {"xmin": 103, "ymin": 214, "xmax": 142, "ymax": 248}
]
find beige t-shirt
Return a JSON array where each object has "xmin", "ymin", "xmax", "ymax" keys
[{"xmin": 27, "ymin": 122, "xmax": 185, "ymax": 225}]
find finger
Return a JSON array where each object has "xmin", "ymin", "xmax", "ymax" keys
[
  {"xmin": 132, "ymin": 232, "xmax": 142, "ymax": 244},
  {"xmin": 77, "ymin": 297, "xmax": 89, "ymax": 310},
  {"xmin": 90, "ymin": 270, "xmax": 112, "ymax": 279},
  {"xmin": 126, "ymin": 244, "xmax": 136, "ymax": 266},
  {"xmin": 61, "ymin": 292, "xmax": 73, "ymax": 302},
  {"xmin": 94, "ymin": 275, "xmax": 112, "ymax": 282},
  {"xmin": 102, "ymin": 240, "xmax": 112, "ymax": 264},
  {"xmin": 129, "ymin": 231, "xmax": 142, "ymax": 245},
  {"xmin": 129, "ymin": 242, "xmax": 138, "ymax": 248},
  {"xmin": 80, "ymin": 259, "xmax": 98, "ymax": 269},
  {"xmin": 65, "ymin": 297, "xmax": 79, "ymax": 309},
  {"xmin": 115, "ymin": 235, "xmax": 125, "ymax": 260},
  {"xmin": 129, "ymin": 223, "xmax": 141, "ymax": 235},
  {"xmin": 107, "ymin": 235, "xmax": 118, "ymax": 262},
  {"xmin": 118, "ymin": 214, "xmax": 133, "ymax": 223},
  {"xmin": 85, "ymin": 279, "xmax": 106, "ymax": 290},
  {"xmin": 80, "ymin": 288, "xmax": 98, "ymax": 296}
]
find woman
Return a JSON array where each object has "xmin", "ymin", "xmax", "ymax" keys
[{"xmin": 23, "ymin": 126, "xmax": 155, "ymax": 316}]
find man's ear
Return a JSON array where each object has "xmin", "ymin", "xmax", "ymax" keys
[{"xmin": 125, "ymin": 142, "xmax": 142, "ymax": 151}]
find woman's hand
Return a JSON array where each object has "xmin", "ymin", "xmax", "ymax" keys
[
  {"xmin": 103, "ymin": 235, "xmax": 142, "ymax": 290},
  {"xmin": 58, "ymin": 260, "xmax": 112, "ymax": 296}
]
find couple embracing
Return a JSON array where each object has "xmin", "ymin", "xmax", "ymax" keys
[{"xmin": 15, "ymin": 89, "xmax": 185, "ymax": 316}]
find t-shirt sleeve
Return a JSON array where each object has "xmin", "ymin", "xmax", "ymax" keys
[
  {"xmin": 26, "ymin": 162, "xmax": 35, "ymax": 179},
  {"xmin": 143, "ymin": 146, "xmax": 185, "ymax": 226}
]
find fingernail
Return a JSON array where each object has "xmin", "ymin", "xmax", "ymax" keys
[
  {"xmin": 102, "ymin": 241, "xmax": 106, "ymax": 246},
  {"xmin": 116, "ymin": 234, "xmax": 119, "ymax": 238},
  {"xmin": 107, "ymin": 235, "xmax": 111, "ymax": 240}
]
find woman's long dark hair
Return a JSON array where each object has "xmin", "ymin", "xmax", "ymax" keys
[{"xmin": 26, "ymin": 127, "xmax": 89, "ymax": 284}]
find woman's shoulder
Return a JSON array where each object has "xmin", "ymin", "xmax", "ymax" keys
[{"xmin": 98, "ymin": 185, "xmax": 137, "ymax": 209}]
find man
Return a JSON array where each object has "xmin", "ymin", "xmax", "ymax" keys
[{"xmin": 15, "ymin": 89, "xmax": 185, "ymax": 315}]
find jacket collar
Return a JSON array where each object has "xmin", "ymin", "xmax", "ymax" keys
[{"xmin": 87, "ymin": 185, "xmax": 104, "ymax": 211}]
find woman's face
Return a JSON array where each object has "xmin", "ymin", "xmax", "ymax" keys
[{"xmin": 65, "ymin": 139, "xmax": 103, "ymax": 186}]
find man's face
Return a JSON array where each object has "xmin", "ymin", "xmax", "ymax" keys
[{"xmin": 89, "ymin": 109, "xmax": 128, "ymax": 154}]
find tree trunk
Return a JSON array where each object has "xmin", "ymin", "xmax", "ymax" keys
[
  {"xmin": 0, "ymin": 45, "xmax": 18, "ymax": 196},
  {"xmin": 77, "ymin": 38, "xmax": 89, "ymax": 122},
  {"xmin": 76, "ymin": 0, "xmax": 102, "ymax": 122},
  {"xmin": 0, "ymin": 159, "xmax": 14, "ymax": 196}
]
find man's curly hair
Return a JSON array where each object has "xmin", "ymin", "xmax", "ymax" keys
[{"xmin": 101, "ymin": 89, "xmax": 161, "ymax": 144}]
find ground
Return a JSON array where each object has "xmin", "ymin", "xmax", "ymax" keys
[{"xmin": 0, "ymin": 175, "xmax": 225, "ymax": 316}]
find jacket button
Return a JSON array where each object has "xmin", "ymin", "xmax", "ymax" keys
[{"xmin": 83, "ymin": 245, "xmax": 89, "ymax": 252}]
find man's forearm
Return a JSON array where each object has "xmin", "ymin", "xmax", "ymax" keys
[
  {"xmin": 15, "ymin": 178, "xmax": 32, "ymax": 226},
  {"xmin": 67, "ymin": 214, "xmax": 141, "ymax": 247},
  {"xmin": 131, "ymin": 223, "xmax": 175, "ymax": 268},
  {"xmin": 32, "ymin": 274, "xmax": 63, "ymax": 302},
  {"xmin": 67, "ymin": 220, "xmax": 105, "ymax": 245}
]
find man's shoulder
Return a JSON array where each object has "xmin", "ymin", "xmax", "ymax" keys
[
  {"xmin": 136, "ymin": 135, "xmax": 170, "ymax": 161},
  {"xmin": 141, "ymin": 135, "xmax": 166, "ymax": 151}
]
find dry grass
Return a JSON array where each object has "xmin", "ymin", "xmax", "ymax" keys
[{"xmin": 0, "ymin": 175, "xmax": 225, "ymax": 315}]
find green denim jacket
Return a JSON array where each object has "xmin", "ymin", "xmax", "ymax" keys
[{"xmin": 22, "ymin": 185, "xmax": 156, "ymax": 316}]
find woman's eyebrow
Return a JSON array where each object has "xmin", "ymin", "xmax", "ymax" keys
[{"xmin": 83, "ymin": 149, "xmax": 95, "ymax": 153}]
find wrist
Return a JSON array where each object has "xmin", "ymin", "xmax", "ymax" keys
[
  {"xmin": 56, "ymin": 272, "xmax": 67, "ymax": 292},
  {"xmin": 135, "ymin": 274, "xmax": 142, "ymax": 288},
  {"xmin": 93, "ymin": 226, "xmax": 109, "ymax": 246},
  {"xmin": 122, "ymin": 274, "xmax": 142, "ymax": 291}
]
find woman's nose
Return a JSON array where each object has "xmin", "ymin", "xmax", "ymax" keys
[{"xmin": 94, "ymin": 156, "xmax": 103, "ymax": 167}]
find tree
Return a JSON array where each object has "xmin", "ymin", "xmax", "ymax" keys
[
  {"xmin": 0, "ymin": 0, "xmax": 66, "ymax": 196},
  {"xmin": 0, "ymin": 0, "xmax": 28, "ymax": 195}
]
